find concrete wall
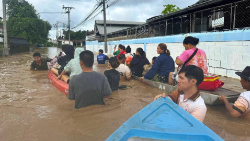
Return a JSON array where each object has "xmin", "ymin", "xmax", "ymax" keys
[{"xmin": 86, "ymin": 30, "xmax": 250, "ymax": 79}]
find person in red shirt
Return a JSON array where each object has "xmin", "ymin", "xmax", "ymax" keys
[{"xmin": 117, "ymin": 45, "xmax": 126, "ymax": 59}]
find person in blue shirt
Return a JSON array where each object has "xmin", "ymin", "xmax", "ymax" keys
[
  {"xmin": 141, "ymin": 43, "xmax": 175, "ymax": 83},
  {"xmin": 97, "ymin": 49, "xmax": 109, "ymax": 64}
]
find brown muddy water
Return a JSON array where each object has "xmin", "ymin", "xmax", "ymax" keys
[{"xmin": 0, "ymin": 47, "xmax": 249, "ymax": 141}]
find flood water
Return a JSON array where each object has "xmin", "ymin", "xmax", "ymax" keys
[{"xmin": 0, "ymin": 47, "xmax": 249, "ymax": 141}]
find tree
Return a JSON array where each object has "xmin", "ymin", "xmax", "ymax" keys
[
  {"xmin": 161, "ymin": 4, "xmax": 180, "ymax": 15},
  {"xmin": 6, "ymin": 0, "xmax": 52, "ymax": 45},
  {"xmin": 64, "ymin": 30, "xmax": 86, "ymax": 41}
]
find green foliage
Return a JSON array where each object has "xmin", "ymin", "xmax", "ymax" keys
[
  {"xmin": 6, "ymin": 0, "xmax": 52, "ymax": 45},
  {"xmin": 46, "ymin": 42, "xmax": 53, "ymax": 47},
  {"xmin": 0, "ymin": 44, "xmax": 2, "ymax": 50},
  {"xmin": 64, "ymin": 30, "xmax": 86, "ymax": 41},
  {"xmin": 161, "ymin": 4, "xmax": 180, "ymax": 15}
]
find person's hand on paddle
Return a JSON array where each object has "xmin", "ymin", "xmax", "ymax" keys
[
  {"xmin": 154, "ymin": 93, "xmax": 166, "ymax": 101},
  {"xmin": 140, "ymin": 77, "xmax": 144, "ymax": 80},
  {"xmin": 219, "ymin": 94, "xmax": 227, "ymax": 101}
]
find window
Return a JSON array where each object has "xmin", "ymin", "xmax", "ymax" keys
[{"xmin": 211, "ymin": 11, "xmax": 224, "ymax": 28}]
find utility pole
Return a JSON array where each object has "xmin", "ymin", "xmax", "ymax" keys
[
  {"xmin": 103, "ymin": 0, "xmax": 108, "ymax": 53},
  {"xmin": 2, "ymin": 0, "xmax": 8, "ymax": 56},
  {"xmin": 63, "ymin": 5, "xmax": 74, "ymax": 45},
  {"xmin": 55, "ymin": 21, "xmax": 59, "ymax": 40}
]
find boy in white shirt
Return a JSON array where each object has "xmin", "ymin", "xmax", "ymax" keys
[
  {"xmin": 220, "ymin": 66, "xmax": 250, "ymax": 119},
  {"xmin": 116, "ymin": 54, "xmax": 132, "ymax": 80}
]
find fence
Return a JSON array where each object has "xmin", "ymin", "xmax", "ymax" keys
[
  {"xmin": 151, "ymin": 0, "xmax": 250, "ymax": 37},
  {"xmin": 101, "ymin": 0, "xmax": 250, "ymax": 41}
]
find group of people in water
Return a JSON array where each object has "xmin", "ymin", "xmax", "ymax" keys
[{"xmin": 30, "ymin": 36, "xmax": 250, "ymax": 122}]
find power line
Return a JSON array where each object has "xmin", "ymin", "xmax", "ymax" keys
[
  {"xmin": 73, "ymin": 0, "xmax": 122, "ymax": 29},
  {"xmin": 39, "ymin": 12, "xmax": 64, "ymax": 14},
  {"xmin": 72, "ymin": 1, "xmax": 103, "ymax": 29}
]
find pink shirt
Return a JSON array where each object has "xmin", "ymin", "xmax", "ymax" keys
[{"xmin": 178, "ymin": 48, "xmax": 208, "ymax": 75}]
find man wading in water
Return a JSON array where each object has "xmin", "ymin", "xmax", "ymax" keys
[
  {"xmin": 30, "ymin": 53, "xmax": 51, "ymax": 70},
  {"xmin": 220, "ymin": 66, "xmax": 250, "ymax": 119},
  {"xmin": 154, "ymin": 65, "xmax": 207, "ymax": 122},
  {"xmin": 68, "ymin": 50, "xmax": 112, "ymax": 109}
]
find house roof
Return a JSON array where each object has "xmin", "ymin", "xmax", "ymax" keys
[
  {"xmin": 95, "ymin": 20, "xmax": 145, "ymax": 35},
  {"xmin": 95, "ymin": 20, "xmax": 145, "ymax": 26},
  {"xmin": 96, "ymin": 25, "xmax": 132, "ymax": 35},
  {"xmin": 86, "ymin": 34, "xmax": 96, "ymax": 41},
  {"xmin": 0, "ymin": 35, "xmax": 30, "ymax": 45},
  {"xmin": 8, "ymin": 37, "xmax": 30, "ymax": 45},
  {"xmin": 146, "ymin": 0, "xmax": 241, "ymax": 22}
]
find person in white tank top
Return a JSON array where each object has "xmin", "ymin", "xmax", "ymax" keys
[{"xmin": 220, "ymin": 66, "xmax": 250, "ymax": 119}]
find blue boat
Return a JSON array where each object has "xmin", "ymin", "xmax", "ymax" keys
[{"xmin": 106, "ymin": 97, "xmax": 224, "ymax": 141}]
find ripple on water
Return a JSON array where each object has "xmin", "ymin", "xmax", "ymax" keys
[{"xmin": 35, "ymin": 106, "xmax": 55, "ymax": 119}]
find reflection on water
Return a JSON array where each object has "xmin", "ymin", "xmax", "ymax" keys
[{"xmin": 0, "ymin": 47, "xmax": 249, "ymax": 141}]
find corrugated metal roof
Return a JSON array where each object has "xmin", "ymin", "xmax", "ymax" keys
[
  {"xmin": 9, "ymin": 37, "xmax": 29, "ymax": 45},
  {"xmin": 96, "ymin": 20, "xmax": 145, "ymax": 25},
  {"xmin": 0, "ymin": 35, "xmax": 30, "ymax": 45},
  {"xmin": 86, "ymin": 34, "xmax": 96, "ymax": 41},
  {"xmin": 96, "ymin": 25, "xmax": 132, "ymax": 35},
  {"xmin": 146, "ymin": 0, "xmax": 241, "ymax": 22}
]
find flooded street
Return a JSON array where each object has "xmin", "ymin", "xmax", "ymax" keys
[{"xmin": 0, "ymin": 47, "xmax": 249, "ymax": 141}]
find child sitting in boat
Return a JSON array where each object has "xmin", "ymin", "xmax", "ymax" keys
[
  {"xmin": 130, "ymin": 48, "xmax": 150, "ymax": 77},
  {"xmin": 154, "ymin": 65, "xmax": 207, "ymax": 123},
  {"xmin": 97, "ymin": 49, "xmax": 109, "ymax": 64},
  {"xmin": 51, "ymin": 45, "xmax": 75, "ymax": 76},
  {"xmin": 116, "ymin": 54, "xmax": 132, "ymax": 80},
  {"xmin": 57, "ymin": 48, "xmax": 85, "ymax": 84},
  {"xmin": 220, "ymin": 66, "xmax": 250, "ymax": 119},
  {"xmin": 68, "ymin": 51, "xmax": 112, "ymax": 109},
  {"xmin": 142, "ymin": 43, "xmax": 175, "ymax": 83},
  {"xmin": 104, "ymin": 57, "xmax": 120, "ymax": 91},
  {"xmin": 47, "ymin": 45, "xmax": 66, "ymax": 70},
  {"xmin": 169, "ymin": 36, "xmax": 208, "ymax": 85},
  {"xmin": 30, "ymin": 52, "xmax": 52, "ymax": 70}
]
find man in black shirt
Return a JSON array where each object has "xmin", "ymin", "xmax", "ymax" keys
[{"xmin": 30, "ymin": 53, "xmax": 51, "ymax": 70}]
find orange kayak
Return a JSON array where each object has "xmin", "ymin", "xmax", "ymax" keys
[{"xmin": 48, "ymin": 70, "xmax": 69, "ymax": 95}]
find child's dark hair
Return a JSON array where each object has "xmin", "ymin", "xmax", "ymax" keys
[
  {"xmin": 183, "ymin": 36, "xmax": 199, "ymax": 46},
  {"xmin": 136, "ymin": 48, "xmax": 146, "ymax": 58},
  {"xmin": 158, "ymin": 43, "xmax": 170, "ymax": 56},
  {"xmin": 152, "ymin": 57, "xmax": 157, "ymax": 61},
  {"xmin": 80, "ymin": 50, "xmax": 94, "ymax": 68},
  {"xmin": 99, "ymin": 49, "xmax": 103, "ymax": 54},
  {"xmin": 178, "ymin": 65, "xmax": 204, "ymax": 87},
  {"xmin": 118, "ymin": 54, "xmax": 126, "ymax": 61},
  {"xmin": 109, "ymin": 57, "xmax": 120, "ymax": 69},
  {"xmin": 33, "ymin": 52, "xmax": 41, "ymax": 57},
  {"xmin": 118, "ymin": 54, "xmax": 126, "ymax": 64},
  {"xmin": 126, "ymin": 46, "xmax": 131, "ymax": 53}
]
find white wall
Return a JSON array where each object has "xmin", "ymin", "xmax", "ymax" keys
[{"xmin": 87, "ymin": 41, "xmax": 250, "ymax": 79}]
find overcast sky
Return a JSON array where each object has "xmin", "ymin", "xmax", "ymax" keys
[{"xmin": 0, "ymin": 0, "xmax": 199, "ymax": 39}]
